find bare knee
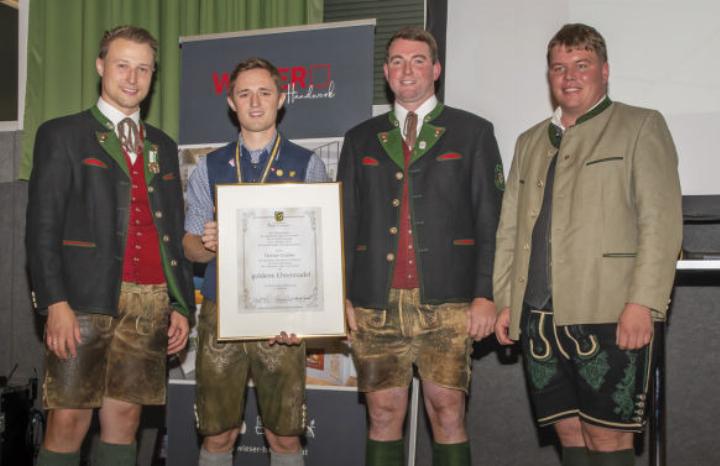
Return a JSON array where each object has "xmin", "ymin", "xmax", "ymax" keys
[
  {"xmin": 554, "ymin": 417, "xmax": 585, "ymax": 448},
  {"xmin": 45, "ymin": 409, "xmax": 93, "ymax": 452},
  {"xmin": 203, "ymin": 428, "xmax": 240, "ymax": 453},
  {"xmin": 423, "ymin": 383, "xmax": 466, "ymax": 442},
  {"xmin": 265, "ymin": 430, "xmax": 301, "ymax": 454},
  {"xmin": 581, "ymin": 423, "xmax": 634, "ymax": 452},
  {"xmin": 99, "ymin": 399, "xmax": 142, "ymax": 444},
  {"xmin": 366, "ymin": 389, "xmax": 408, "ymax": 440}
]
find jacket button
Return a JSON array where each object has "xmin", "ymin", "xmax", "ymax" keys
[
  {"xmin": 395, "ymin": 171, "xmax": 404, "ymax": 180},
  {"xmin": 537, "ymin": 179, "xmax": 544, "ymax": 188},
  {"xmin": 519, "ymin": 277, "xmax": 526, "ymax": 283},
  {"xmin": 564, "ymin": 154, "xmax": 570, "ymax": 160},
  {"xmin": 389, "ymin": 227, "xmax": 398, "ymax": 235},
  {"xmin": 392, "ymin": 198, "xmax": 400, "ymax": 207},
  {"xmin": 148, "ymin": 186, "xmax": 155, "ymax": 193},
  {"xmin": 170, "ymin": 259, "xmax": 178, "ymax": 266},
  {"xmin": 386, "ymin": 253, "xmax": 395, "ymax": 262},
  {"xmin": 523, "ymin": 243, "xmax": 530, "ymax": 250},
  {"xmin": 155, "ymin": 211, "xmax": 163, "ymax": 218},
  {"xmin": 163, "ymin": 234, "xmax": 170, "ymax": 242}
]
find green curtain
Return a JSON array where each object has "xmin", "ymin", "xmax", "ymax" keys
[{"xmin": 19, "ymin": 0, "xmax": 323, "ymax": 180}]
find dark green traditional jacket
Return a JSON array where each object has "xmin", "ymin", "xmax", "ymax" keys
[
  {"xmin": 338, "ymin": 103, "xmax": 504, "ymax": 309},
  {"xmin": 27, "ymin": 107, "xmax": 194, "ymax": 317}
]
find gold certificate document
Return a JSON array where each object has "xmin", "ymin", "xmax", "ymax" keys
[
  {"xmin": 216, "ymin": 183, "xmax": 345, "ymax": 340},
  {"xmin": 239, "ymin": 207, "xmax": 322, "ymax": 312}
]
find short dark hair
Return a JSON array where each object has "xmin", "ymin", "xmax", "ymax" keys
[
  {"xmin": 228, "ymin": 57, "xmax": 284, "ymax": 94},
  {"xmin": 547, "ymin": 23, "xmax": 607, "ymax": 65},
  {"xmin": 385, "ymin": 26, "xmax": 439, "ymax": 63},
  {"xmin": 98, "ymin": 25, "xmax": 158, "ymax": 61}
]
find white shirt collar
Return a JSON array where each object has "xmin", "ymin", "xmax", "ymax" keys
[
  {"xmin": 394, "ymin": 95, "xmax": 439, "ymax": 139},
  {"xmin": 551, "ymin": 94, "xmax": 607, "ymax": 132},
  {"xmin": 96, "ymin": 97, "xmax": 140, "ymax": 134}
]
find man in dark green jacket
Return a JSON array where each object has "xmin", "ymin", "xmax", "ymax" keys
[
  {"xmin": 338, "ymin": 26, "xmax": 504, "ymax": 466},
  {"xmin": 27, "ymin": 26, "xmax": 193, "ymax": 466}
]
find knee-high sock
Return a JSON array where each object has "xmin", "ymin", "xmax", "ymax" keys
[
  {"xmin": 92, "ymin": 441, "xmax": 137, "ymax": 466},
  {"xmin": 198, "ymin": 446, "xmax": 233, "ymax": 466},
  {"xmin": 588, "ymin": 449, "xmax": 635, "ymax": 466},
  {"xmin": 432, "ymin": 441, "xmax": 471, "ymax": 466},
  {"xmin": 562, "ymin": 446, "xmax": 592, "ymax": 466},
  {"xmin": 270, "ymin": 449, "xmax": 304, "ymax": 466},
  {"xmin": 365, "ymin": 439, "xmax": 404, "ymax": 466},
  {"xmin": 37, "ymin": 448, "xmax": 81, "ymax": 466}
]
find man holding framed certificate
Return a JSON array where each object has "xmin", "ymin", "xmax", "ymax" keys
[
  {"xmin": 183, "ymin": 57, "xmax": 329, "ymax": 466},
  {"xmin": 338, "ymin": 27, "xmax": 504, "ymax": 466}
]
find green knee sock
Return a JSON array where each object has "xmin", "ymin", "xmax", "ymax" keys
[
  {"xmin": 37, "ymin": 448, "xmax": 81, "ymax": 466},
  {"xmin": 562, "ymin": 447, "xmax": 592, "ymax": 466},
  {"xmin": 93, "ymin": 441, "xmax": 137, "ymax": 466},
  {"xmin": 365, "ymin": 438, "xmax": 404, "ymax": 466},
  {"xmin": 588, "ymin": 449, "xmax": 635, "ymax": 466},
  {"xmin": 432, "ymin": 441, "xmax": 471, "ymax": 466}
]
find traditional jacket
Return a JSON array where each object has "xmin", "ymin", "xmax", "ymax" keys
[
  {"xmin": 200, "ymin": 136, "xmax": 315, "ymax": 301},
  {"xmin": 493, "ymin": 101, "xmax": 683, "ymax": 340},
  {"xmin": 338, "ymin": 103, "xmax": 504, "ymax": 309},
  {"xmin": 26, "ymin": 106, "xmax": 194, "ymax": 317}
]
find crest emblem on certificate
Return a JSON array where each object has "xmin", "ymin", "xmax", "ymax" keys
[{"xmin": 274, "ymin": 211, "xmax": 284, "ymax": 222}]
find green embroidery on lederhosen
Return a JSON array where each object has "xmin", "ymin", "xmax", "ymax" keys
[
  {"xmin": 528, "ymin": 357, "xmax": 557, "ymax": 390},
  {"xmin": 495, "ymin": 163, "xmax": 505, "ymax": 191},
  {"xmin": 526, "ymin": 316, "xmax": 557, "ymax": 390},
  {"xmin": 578, "ymin": 350, "xmax": 611, "ymax": 391},
  {"xmin": 612, "ymin": 352, "xmax": 638, "ymax": 420}
]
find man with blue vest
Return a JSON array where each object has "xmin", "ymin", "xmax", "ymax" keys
[
  {"xmin": 183, "ymin": 57, "xmax": 328, "ymax": 466},
  {"xmin": 27, "ymin": 26, "xmax": 194, "ymax": 466}
]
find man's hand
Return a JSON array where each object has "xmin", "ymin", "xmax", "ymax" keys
[
  {"xmin": 616, "ymin": 303, "xmax": 653, "ymax": 350},
  {"xmin": 466, "ymin": 297, "xmax": 497, "ymax": 341},
  {"xmin": 167, "ymin": 311, "xmax": 190, "ymax": 355},
  {"xmin": 268, "ymin": 332, "xmax": 302, "ymax": 346},
  {"xmin": 46, "ymin": 301, "xmax": 81, "ymax": 359},
  {"xmin": 494, "ymin": 307, "xmax": 514, "ymax": 346},
  {"xmin": 201, "ymin": 221, "xmax": 218, "ymax": 253},
  {"xmin": 344, "ymin": 299, "xmax": 357, "ymax": 341}
]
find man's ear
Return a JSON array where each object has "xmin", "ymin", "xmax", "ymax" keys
[
  {"xmin": 95, "ymin": 58, "xmax": 105, "ymax": 78},
  {"xmin": 227, "ymin": 95, "xmax": 237, "ymax": 112},
  {"xmin": 277, "ymin": 92, "xmax": 287, "ymax": 109}
]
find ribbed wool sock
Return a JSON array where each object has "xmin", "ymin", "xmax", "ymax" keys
[
  {"xmin": 198, "ymin": 446, "xmax": 233, "ymax": 466},
  {"xmin": 588, "ymin": 448, "xmax": 635, "ymax": 466},
  {"xmin": 431, "ymin": 441, "xmax": 471, "ymax": 466},
  {"xmin": 365, "ymin": 438, "xmax": 404, "ymax": 466},
  {"xmin": 270, "ymin": 449, "xmax": 304, "ymax": 466},
  {"xmin": 92, "ymin": 441, "xmax": 137, "ymax": 466},
  {"xmin": 37, "ymin": 448, "xmax": 81, "ymax": 466},
  {"xmin": 562, "ymin": 446, "xmax": 592, "ymax": 466}
]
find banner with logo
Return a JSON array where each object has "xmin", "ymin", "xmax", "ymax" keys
[
  {"xmin": 178, "ymin": 20, "xmax": 375, "ymax": 145},
  {"xmin": 171, "ymin": 20, "xmax": 375, "ymax": 466}
]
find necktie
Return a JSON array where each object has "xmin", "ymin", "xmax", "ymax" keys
[
  {"xmin": 404, "ymin": 111, "xmax": 418, "ymax": 149},
  {"xmin": 118, "ymin": 117, "xmax": 140, "ymax": 155}
]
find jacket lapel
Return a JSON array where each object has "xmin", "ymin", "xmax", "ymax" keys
[
  {"xmin": 141, "ymin": 129, "xmax": 159, "ymax": 185},
  {"xmin": 411, "ymin": 106, "xmax": 446, "ymax": 165},
  {"xmin": 377, "ymin": 112, "xmax": 404, "ymax": 169},
  {"xmin": 90, "ymin": 106, "xmax": 129, "ymax": 178}
]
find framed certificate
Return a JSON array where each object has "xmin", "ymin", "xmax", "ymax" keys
[{"xmin": 215, "ymin": 182, "xmax": 346, "ymax": 340}]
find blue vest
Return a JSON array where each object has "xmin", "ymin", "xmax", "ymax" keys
[{"xmin": 201, "ymin": 135, "xmax": 313, "ymax": 301}]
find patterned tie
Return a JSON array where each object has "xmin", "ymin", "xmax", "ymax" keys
[
  {"xmin": 118, "ymin": 117, "xmax": 140, "ymax": 155},
  {"xmin": 404, "ymin": 111, "xmax": 418, "ymax": 149}
]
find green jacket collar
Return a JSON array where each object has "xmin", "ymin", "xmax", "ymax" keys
[
  {"xmin": 549, "ymin": 96, "xmax": 612, "ymax": 148},
  {"xmin": 90, "ymin": 105, "xmax": 158, "ymax": 183},
  {"xmin": 380, "ymin": 103, "xmax": 447, "ymax": 168}
]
